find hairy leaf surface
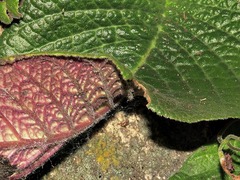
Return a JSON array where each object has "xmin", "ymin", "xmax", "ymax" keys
[{"xmin": 0, "ymin": 56, "xmax": 125, "ymax": 179}]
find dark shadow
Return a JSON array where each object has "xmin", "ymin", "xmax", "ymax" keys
[
  {"xmin": 0, "ymin": 18, "xmax": 21, "ymax": 29},
  {"xmin": 122, "ymin": 96, "xmax": 229, "ymax": 151},
  {"xmin": 26, "ymin": 96, "xmax": 231, "ymax": 179},
  {"xmin": 219, "ymin": 162, "xmax": 227, "ymax": 180}
]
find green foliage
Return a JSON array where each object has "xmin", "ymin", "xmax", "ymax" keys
[
  {"xmin": 0, "ymin": 0, "xmax": 21, "ymax": 24},
  {"xmin": 0, "ymin": 0, "xmax": 239, "ymax": 122},
  {"xmin": 171, "ymin": 120, "xmax": 240, "ymax": 179},
  {"xmin": 170, "ymin": 144, "xmax": 230, "ymax": 180},
  {"xmin": 0, "ymin": 0, "xmax": 239, "ymax": 178},
  {"xmin": 218, "ymin": 120, "xmax": 240, "ymax": 179},
  {"xmin": 0, "ymin": 1, "xmax": 10, "ymax": 24}
]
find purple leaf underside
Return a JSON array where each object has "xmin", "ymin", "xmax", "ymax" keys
[
  {"xmin": 0, "ymin": 143, "xmax": 63, "ymax": 180},
  {"xmin": 0, "ymin": 56, "xmax": 125, "ymax": 179}
]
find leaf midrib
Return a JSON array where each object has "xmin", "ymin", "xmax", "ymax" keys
[{"xmin": 131, "ymin": 25, "xmax": 163, "ymax": 75}]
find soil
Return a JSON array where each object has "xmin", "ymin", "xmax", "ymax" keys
[{"xmin": 26, "ymin": 97, "xmax": 225, "ymax": 180}]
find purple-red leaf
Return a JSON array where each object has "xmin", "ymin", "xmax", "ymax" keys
[{"xmin": 0, "ymin": 56, "xmax": 125, "ymax": 179}]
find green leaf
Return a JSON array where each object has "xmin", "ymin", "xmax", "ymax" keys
[
  {"xmin": 135, "ymin": 0, "xmax": 240, "ymax": 122},
  {"xmin": 0, "ymin": 1, "xmax": 12, "ymax": 24},
  {"xmin": 0, "ymin": 0, "xmax": 239, "ymax": 122},
  {"xmin": 6, "ymin": 0, "xmax": 22, "ymax": 18},
  {"xmin": 172, "ymin": 121, "xmax": 240, "ymax": 179},
  {"xmin": 170, "ymin": 144, "xmax": 229, "ymax": 180},
  {"xmin": 218, "ymin": 120, "xmax": 240, "ymax": 178},
  {"xmin": 0, "ymin": 0, "xmax": 21, "ymax": 24}
]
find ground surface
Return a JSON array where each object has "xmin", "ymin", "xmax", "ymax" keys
[{"xmin": 25, "ymin": 98, "xmax": 224, "ymax": 180}]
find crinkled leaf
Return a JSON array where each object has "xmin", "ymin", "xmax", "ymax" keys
[
  {"xmin": 0, "ymin": 0, "xmax": 239, "ymax": 122},
  {"xmin": 0, "ymin": 143, "xmax": 63, "ymax": 179},
  {"xmin": 0, "ymin": 56, "xmax": 124, "ymax": 147},
  {"xmin": 170, "ymin": 144, "xmax": 230, "ymax": 180},
  {"xmin": 0, "ymin": 56, "xmax": 125, "ymax": 179}
]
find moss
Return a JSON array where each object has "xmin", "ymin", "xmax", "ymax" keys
[{"xmin": 86, "ymin": 135, "xmax": 120, "ymax": 172}]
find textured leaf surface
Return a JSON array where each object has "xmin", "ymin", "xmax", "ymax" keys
[
  {"xmin": 170, "ymin": 144, "xmax": 229, "ymax": 180},
  {"xmin": 0, "ymin": 56, "xmax": 124, "ymax": 148},
  {"xmin": 0, "ymin": 56, "xmax": 125, "ymax": 179},
  {"xmin": 0, "ymin": 0, "xmax": 239, "ymax": 122},
  {"xmin": 0, "ymin": 143, "xmax": 63, "ymax": 180},
  {"xmin": 0, "ymin": 0, "xmax": 21, "ymax": 24}
]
